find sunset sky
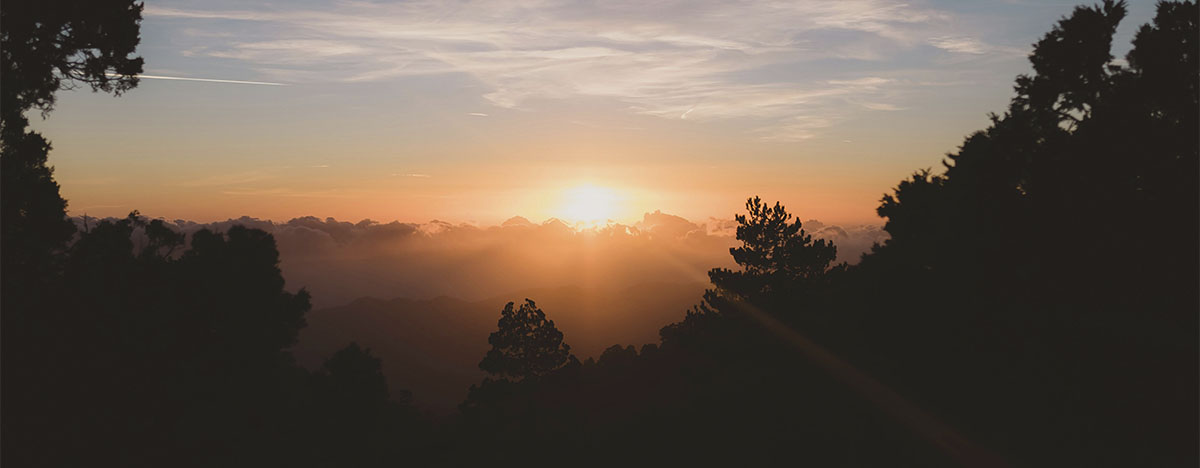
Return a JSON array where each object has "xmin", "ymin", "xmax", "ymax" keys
[{"xmin": 31, "ymin": 0, "xmax": 1157, "ymax": 226}]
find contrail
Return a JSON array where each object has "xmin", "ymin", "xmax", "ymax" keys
[{"xmin": 106, "ymin": 73, "xmax": 287, "ymax": 86}]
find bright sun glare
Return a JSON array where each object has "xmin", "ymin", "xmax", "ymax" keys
[{"xmin": 560, "ymin": 184, "xmax": 620, "ymax": 223}]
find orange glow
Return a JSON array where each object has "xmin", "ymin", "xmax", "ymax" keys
[{"xmin": 558, "ymin": 184, "xmax": 622, "ymax": 223}]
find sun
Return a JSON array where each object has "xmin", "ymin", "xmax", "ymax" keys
[{"xmin": 560, "ymin": 184, "xmax": 620, "ymax": 223}]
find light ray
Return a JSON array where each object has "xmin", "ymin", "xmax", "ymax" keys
[{"xmin": 727, "ymin": 298, "xmax": 1011, "ymax": 468}]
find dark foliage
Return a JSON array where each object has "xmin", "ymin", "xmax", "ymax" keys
[
  {"xmin": 708, "ymin": 196, "xmax": 840, "ymax": 301},
  {"xmin": 305, "ymin": 342, "xmax": 427, "ymax": 467},
  {"xmin": 853, "ymin": 3, "xmax": 1198, "ymax": 466},
  {"xmin": 479, "ymin": 299, "xmax": 575, "ymax": 380},
  {"xmin": 5, "ymin": 211, "xmax": 430, "ymax": 466},
  {"xmin": 0, "ymin": 0, "xmax": 141, "ymax": 309},
  {"xmin": 0, "ymin": 0, "xmax": 143, "ymax": 123}
]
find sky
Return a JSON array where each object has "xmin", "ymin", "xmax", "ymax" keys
[{"xmin": 32, "ymin": 0, "xmax": 1158, "ymax": 226}]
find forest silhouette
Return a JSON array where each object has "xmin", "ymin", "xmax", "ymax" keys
[{"xmin": 2, "ymin": 1, "xmax": 1196, "ymax": 467}]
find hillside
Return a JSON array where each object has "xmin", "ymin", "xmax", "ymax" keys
[{"xmin": 293, "ymin": 281, "xmax": 707, "ymax": 413}]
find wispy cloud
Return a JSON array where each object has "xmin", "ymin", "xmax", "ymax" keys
[
  {"xmin": 145, "ymin": 1, "xmax": 1011, "ymax": 140},
  {"xmin": 219, "ymin": 188, "xmax": 356, "ymax": 198},
  {"xmin": 394, "ymin": 173, "xmax": 433, "ymax": 178},
  {"xmin": 179, "ymin": 170, "xmax": 276, "ymax": 187},
  {"xmin": 859, "ymin": 102, "xmax": 905, "ymax": 111},
  {"xmin": 928, "ymin": 36, "xmax": 987, "ymax": 55}
]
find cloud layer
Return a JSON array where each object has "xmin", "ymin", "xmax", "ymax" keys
[
  {"xmin": 146, "ymin": 0, "xmax": 1020, "ymax": 141},
  {"xmin": 76, "ymin": 211, "xmax": 886, "ymax": 307}
]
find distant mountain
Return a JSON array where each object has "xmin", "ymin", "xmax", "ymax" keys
[
  {"xmin": 500, "ymin": 216, "xmax": 534, "ymax": 227},
  {"xmin": 292, "ymin": 281, "xmax": 707, "ymax": 414}
]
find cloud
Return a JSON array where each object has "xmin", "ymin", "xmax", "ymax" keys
[
  {"xmin": 705, "ymin": 215, "xmax": 887, "ymax": 264},
  {"xmin": 178, "ymin": 170, "xmax": 275, "ymax": 187},
  {"xmin": 752, "ymin": 115, "xmax": 836, "ymax": 142},
  {"xmin": 928, "ymin": 36, "xmax": 988, "ymax": 55},
  {"xmin": 808, "ymin": 222, "xmax": 890, "ymax": 263},
  {"xmin": 827, "ymin": 77, "xmax": 893, "ymax": 87},
  {"xmin": 217, "ymin": 188, "xmax": 358, "ymax": 198},
  {"xmin": 74, "ymin": 204, "xmax": 126, "ymax": 211},
  {"xmin": 144, "ymin": 0, "xmax": 1005, "ymax": 141},
  {"xmin": 393, "ymin": 173, "xmax": 432, "ymax": 178},
  {"xmin": 467, "ymin": 113, "xmax": 489, "ymax": 117},
  {"xmin": 72, "ymin": 210, "xmax": 886, "ymax": 308},
  {"xmin": 859, "ymin": 102, "xmax": 905, "ymax": 111}
]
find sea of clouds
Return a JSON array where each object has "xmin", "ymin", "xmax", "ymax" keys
[{"xmin": 74, "ymin": 211, "xmax": 887, "ymax": 308}]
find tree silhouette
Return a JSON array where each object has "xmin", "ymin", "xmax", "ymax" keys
[
  {"xmin": 848, "ymin": 1, "xmax": 1198, "ymax": 465},
  {"xmin": 479, "ymin": 299, "xmax": 575, "ymax": 380},
  {"xmin": 1013, "ymin": 0, "xmax": 1126, "ymax": 124},
  {"xmin": 1, "ymin": 0, "xmax": 145, "ymax": 370},
  {"xmin": 0, "ymin": 0, "xmax": 144, "ymax": 272},
  {"xmin": 0, "ymin": 0, "xmax": 143, "ymax": 125},
  {"xmin": 316, "ymin": 342, "xmax": 392, "ymax": 408},
  {"xmin": 1, "ymin": 3, "xmax": 146, "ymax": 464},
  {"xmin": 307, "ymin": 342, "xmax": 422, "ymax": 468},
  {"xmin": 709, "ymin": 196, "xmax": 839, "ymax": 302},
  {"xmin": 0, "ymin": 129, "xmax": 74, "ymax": 288},
  {"xmin": 661, "ymin": 196, "xmax": 842, "ymax": 350},
  {"xmin": 20, "ymin": 214, "xmax": 317, "ymax": 466},
  {"xmin": 0, "ymin": 0, "xmax": 145, "ymax": 281}
]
